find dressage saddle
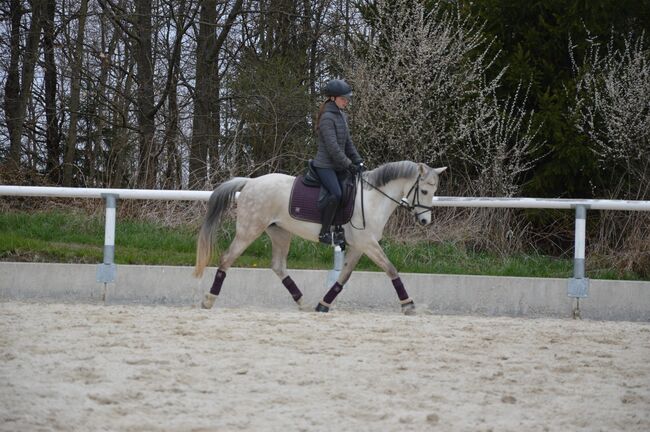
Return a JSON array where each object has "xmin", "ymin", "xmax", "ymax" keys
[{"xmin": 288, "ymin": 160, "xmax": 357, "ymax": 227}]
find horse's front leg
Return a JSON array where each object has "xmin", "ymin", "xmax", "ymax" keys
[
  {"xmin": 315, "ymin": 247, "xmax": 363, "ymax": 312},
  {"xmin": 362, "ymin": 240, "xmax": 416, "ymax": 315}
]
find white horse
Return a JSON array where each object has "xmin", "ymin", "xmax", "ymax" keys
[{"xmin": 194, "ymin": 160, "xmax": 447, "ymax": 314}]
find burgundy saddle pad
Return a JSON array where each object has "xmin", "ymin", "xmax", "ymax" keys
[{"xmin": 289, "ymin": 176, "xmax": 356, "ymax": 225}]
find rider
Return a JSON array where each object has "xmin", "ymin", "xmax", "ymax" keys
[{"xmin": 313, "ymin": 79, "xmax": 364, "ymax": 246}]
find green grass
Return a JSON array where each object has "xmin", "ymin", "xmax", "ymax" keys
[{"xmin": 0, "ymin": 210, "xmax": 644, "ymax": 280}]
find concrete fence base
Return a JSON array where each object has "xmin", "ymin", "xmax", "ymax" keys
[{"xmin": 1, "ymin": 262, "xmax": 648, "ymax": 321}]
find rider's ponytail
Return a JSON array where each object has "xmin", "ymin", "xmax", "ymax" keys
[{"xmin": 315, "ymin": 99, "xmax": 330, "ymax": 133}]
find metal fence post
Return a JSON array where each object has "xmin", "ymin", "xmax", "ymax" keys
[
  {"xmin": 326, "ymin": 245, "xmax": 345, "ymax": 288},
  {"xmin": 568, "ymin": 204, "xmax": 589, "ymax": 318},
  {"xmin": 96, "ymin": 194, "xmax": 118, "ymax": 298}
]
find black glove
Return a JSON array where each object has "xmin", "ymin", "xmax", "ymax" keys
[
  {"xmin": 355, "ymin": 161, "xmax": 366, "ymax": 172},
  {"xmin": 347, "ymin": 163, "xmax": 358, "ymax": 175}
]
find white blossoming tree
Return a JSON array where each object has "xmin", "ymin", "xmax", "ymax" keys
[
  {"xmin": 346, "ymin": 0, "xmax": 541, "ymax": 198},
  {"xmin": 571, "ymin": 31, "xmax": 650, "ymax": 200},
  {"xmin": 570, "ymin": 31, "xmax": 650, "ymax": 275}
]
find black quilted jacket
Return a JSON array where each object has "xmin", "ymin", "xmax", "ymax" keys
[{"xmin": 313, "ymin": 101, "xmax": 362, "ymax": 170}]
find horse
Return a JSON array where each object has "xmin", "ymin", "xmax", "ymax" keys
[{"xmin": 194, "ymin": 160, "xmax": 447, "ymax": 315}]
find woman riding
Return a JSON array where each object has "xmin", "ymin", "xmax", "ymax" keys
[{"xmin": 313, "ymin": 79, "xmax": 364, "ymax": 246}]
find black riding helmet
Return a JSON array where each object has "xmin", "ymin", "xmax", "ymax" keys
[{"xmin": 322, "ymin": 79, "xmax": 352, "ymax": 99}]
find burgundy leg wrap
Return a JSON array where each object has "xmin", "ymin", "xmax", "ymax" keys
[
  {"xmin": 282, "ymin": 276, "xmax": 303, "ymax": 301},
  {"xmin": 323, "ymin": 282, "xmax": 343, "ymax": 305},
  {"xmin": 210, "ymin": 269, "xmax": 227, "ymax": 295},
  {"xmin": 392, "ymin": 277, "xmax": 409, "ymax": 301}
]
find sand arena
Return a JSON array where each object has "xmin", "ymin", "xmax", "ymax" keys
[{"xmin": 1, "ymin": 301, "xmax": 649, "ymax": 431}]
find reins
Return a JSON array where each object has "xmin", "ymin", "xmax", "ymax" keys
[{"xmin": 350, "ymin": 172, "xmax": 431, "ymax": 230}]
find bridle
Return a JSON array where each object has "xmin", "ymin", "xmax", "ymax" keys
[{"xmin": 351, "ymin": 172, "xmax": 432, "ymax": 230}]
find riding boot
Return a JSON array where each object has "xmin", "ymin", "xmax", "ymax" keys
[
  {"xmin": 318, "ymin": 199, "xmax": 339, "ymax": 245},
  {"xmin": 332, "ymin": 226, "xmax": 346, "ymax": 246}
]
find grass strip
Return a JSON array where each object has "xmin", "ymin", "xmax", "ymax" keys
[{"xmin": 0, "ymin": 210, "xmax": 643, "ymax": 280}]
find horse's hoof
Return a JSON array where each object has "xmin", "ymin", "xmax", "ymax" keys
[
  {"xmin": 315, "ymin": 302, "xmax": 330, "ymax": 313},
  {"xmin": 201, "ymin": 293, "xmax": 217, "ymax": 309},
  {"xmin": 295, "ymin": 297, "xmax": 312, "ymax": 312},
  {"xmin": 401, "ymin": 300, "xmax": 416, "ymax": 316}
]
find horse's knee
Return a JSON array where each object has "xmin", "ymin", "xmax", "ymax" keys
[
  {"xmin": 386, "ymin": 265, "xmax": 399, "ymax": 280},
  {"xmin": 271, "ymin": 262, "xmax": 286, "ymax": 278}
]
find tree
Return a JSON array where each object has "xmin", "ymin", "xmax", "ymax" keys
[
  {"xmin": 229, "ymin": 0, "xmax": 315, "ymax": 176},
  {"xmin": 571, "ymin": 31, "xmax": 650, "ymax": 200},
  {"xmin": 569, "ymin": 30, "xmax": 650, "ymax": 276},
  {"xmin": 4, "ymin": 0, "xmax": 45, "ymax": 168},
  {"xmin": 189, "ymin": 0, "xmax": 243, "ymax": 188},
  {"xmin": 347, "ymin": 0, "xmax": 540, "ymax": 197},
  {"xmin": 62, "ymin": 0, "xmax": 88, "ymax": 186},
  {"xmin": 43, "ymin": 0, "xmax": 60, "ymax": 181},
  {"xmin": 459, "ymin": 0, "xmax": 650, "ymax": 198}
]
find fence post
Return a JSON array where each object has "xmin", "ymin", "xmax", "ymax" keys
[
  {"xmin": 96, "ymin": 193, "xmax": 118, "ymax": 299},
  {"xmin": 568, "ymin": 204, "xmax": 589, "ymax": 318},
  {"xmin": 326, "ymin": 245, "xmax": 345, "ymax": 288}
]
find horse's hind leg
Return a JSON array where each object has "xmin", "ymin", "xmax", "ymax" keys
[
  {"xmin": 266, "ymin": 225, "xmax": 304, "ymax": 307},
  {"xmin": 201, "ymin": 225, "xmax": 263, "ymax": 309},
  {"xmin": 315, "ymin": 247, "xmax": 363, "ymax": 312}
]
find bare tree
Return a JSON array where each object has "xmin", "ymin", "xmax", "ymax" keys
[
  {"xmin": 43, "ymin": 0, "xmax": 60, "ymax": 181},
  {"xmin": 229, "ymin": 0, "xmax": 316, "ymax": 176},
  {"xmin": 4, "ymin": 0, "xmax": 45, "ymax": 168},
  {"xmin": 62, "ymin": 0, "xmax": 88, "ymax": 185},
  {"xmin": 161, "ymin": 0, "xmax": 188, "ymax": 189},
  {"xmin": 189, "ymin": 0, "xmax": 243, "ymax": 188}
]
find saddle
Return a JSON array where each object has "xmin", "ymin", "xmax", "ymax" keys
[{"xmin": 289, "ymin": 161, "xmax": 356, "ymax": 225}]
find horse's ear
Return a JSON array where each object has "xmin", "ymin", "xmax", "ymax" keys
[
  {"xmin": 417, "ymin": 163, "xmax": 428, "ymax": 176},
  {"xmin": 433, "ymin": 167, "xmax": 447, "ymax": 175}
]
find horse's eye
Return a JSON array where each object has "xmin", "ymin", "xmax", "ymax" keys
[{"xmin": 421, "ymin": 190, "xmax": 428, "ymax": 195}]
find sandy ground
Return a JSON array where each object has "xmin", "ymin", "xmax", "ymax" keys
[{"xmin": 1, "ymin": 301, "xmax": 649, "ymax": 432}]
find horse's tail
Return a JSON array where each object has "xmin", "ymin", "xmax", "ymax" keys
[{"xmin": 194, "ymin": 177, "xmax": 250, "ymax": 278}]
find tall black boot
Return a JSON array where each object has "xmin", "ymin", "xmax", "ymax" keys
[{"xmin": 319, "ymin": 198, "xmax": 339, "ymax": 245}]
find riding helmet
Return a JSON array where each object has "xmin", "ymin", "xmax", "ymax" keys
[{"xmin": 322, "ymin": 79, "xmax": 352, "ymax": 99}]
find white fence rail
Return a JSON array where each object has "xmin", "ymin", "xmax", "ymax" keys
[
  {"xmin": 0, "ymin": 186, "xmax": 212, "ymax": 201},
  {"xmin": 2, "ymin": 185, "xmax": 649, "ymax": 318},
  {"xmin": 430, "ymin": 196, "xmax": 650, "ymax": 211}
]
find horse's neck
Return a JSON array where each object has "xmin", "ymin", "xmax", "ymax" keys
[{"xmin": 366, "ymin": 177, "xmax": 413, "ymax": 227}]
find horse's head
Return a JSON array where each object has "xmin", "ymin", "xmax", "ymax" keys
[{"xmin": 408, "ymin": 163, "xmax": 447, "ymax": 226}]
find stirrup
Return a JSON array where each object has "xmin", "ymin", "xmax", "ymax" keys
[
  {"xmin": 333, "ymin": 227, "xmax": 346, "ymax": 245},
  {"xmin": 318, "ymin": 232, "xmax": 333, "ymax": 245},
  {"xmin": 319, "ymin": 229, "xmax": 346, "ymax": 249}
]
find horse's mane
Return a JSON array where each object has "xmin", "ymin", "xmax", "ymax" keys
[{"xmin": 364, "ymin": 161, "xmax": 418, "ymax": 189}]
